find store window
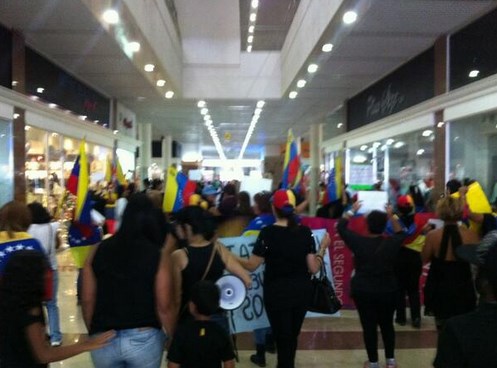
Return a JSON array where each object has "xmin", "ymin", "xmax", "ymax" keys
[
  {"xmin": 449, "ymin": 111, "xmax": 497, "ymax": 202},
  {"xmin": 87, "ymin": 141, "xmax": 110, "ymax": 184},
  {"xmin": 0, "ymin": 119, "xmax": 13, "ymax": 206},
  {"xmin": 25, "ymin": 126, "xmax": 48, "ymax": 205},
  {"xmin": 347, "ymin": 129, "xmax": 434, "ymax": 206}
]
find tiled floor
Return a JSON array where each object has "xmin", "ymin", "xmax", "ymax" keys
[{"xmin": 51, "ymin": 250, "xmax": 438, "ymax": 367}]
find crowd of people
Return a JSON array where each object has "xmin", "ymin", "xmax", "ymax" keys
[{"xmin": 0, "ymin": 176, "xmax": 496, "ymax": 368}]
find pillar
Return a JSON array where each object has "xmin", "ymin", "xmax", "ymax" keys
[
  {"xmin": 161, "ymin": 135, "xmax": 172, "ymax": 171},
  {"xmin": 12, "ymin": 30, "xmax": 26, "ymax": 202},
  {"xmin": 309, "ymin": 123, "xmax": 322, "ymax": 215},
  {"xmin": 138, "ymin": 123, "xmax": 152, "ymax": 182}
]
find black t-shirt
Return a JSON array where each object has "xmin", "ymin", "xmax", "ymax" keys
[
  {"xmin": 0, "ymin": 307, "xmax": 47, "ymax": 368},
  {"xmin": 167, "ymin": 320, "xmax": 235, "ymax": 368},
  {"xmin": 252, "ymin": 224, "xmax": 315, "ymax": 285},
  {"xmin": 434, "ymin": 303, "xmax": 497, "ymax": 368},
  {"xmin": 90, "ymin": 236, "xmax": 162, "ymax": 334},
  {"xmin": 337, "ymin": 218, "xmax": 406, "ymax": 294}
]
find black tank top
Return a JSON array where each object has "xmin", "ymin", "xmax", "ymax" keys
[{"xmin": 180, "ymin": 243, "xmax": 225, "ymax": 319}]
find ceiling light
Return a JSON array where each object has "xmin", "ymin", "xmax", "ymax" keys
[
  {"xmin": 128, "ymin": 41, "xmax": 140, "ymax": 53},
  {"xmin": 422, "ymin": 129, "xmax": 433, "ymax": 137},
  {"xmin": 36, "ymin": 87, "xmax": 44, "ymax": 93},
  {"xmin": 289, "ymin": 91, "xmax": 298, "ymax": 99},
  {"xmin": 416, "ymin": 149, "xmax": 425, "ymax": 156},
  {"xmin": 437, "ymin": 121, "xmax": 445, "ymax": 128},
  {"xmin": 251, "ymin": 0, "xmax": 259, "ymax": 8},
  {"xmin": 48, "ymin": 103, "xmax": 57, "ymax": 108},
  {"xmin": 256, "ymin": 100, "xmax": 265, "ymax": 108},
  {"xmin": 247, "ymin": 35, "xmax": 254, "ymax": 43},
  {"xmin": 337, "ymin": 123, "xmax": 343, "ymax": 128},
  {"xmin": 204, "ymin": 121, "xmax": 212, "ymax": 127},
  {"xmin": 307, "ymin": 64, "xmax": 318, "ymax": 73},
  {"xmin": 25, "ymin": 125, "xmax": 31, "ymax": 131},
  {"xmin": 322, "ymin": 43, "xmax": 333, "ymax": 52},
  {"xmin": 469, "ymin": 70, "xmax": 480, "ymax": 78},
  {"xmin": 394, "ymin": 141, "xmax": 405, "ymax": 149},
  {"xmin": 79, "ymin": 115, "xmax": 87, "ymax": 120},
  {"xmin": 343, "ymin": 10, "xmax": 358, "ymax": 24},
  {"xmin": 11, "ymin": 80, "xmax": 18, "ymax": 87},
  {"xmin": 113, "ymin": 130, "xmax": 119, "ymax": 135},
  {"xmin": 381, "ymin": 145, "xmax": 387, "ymax": 151},
  {"xmin": 372, "ymin": 142, "xmax": 381, "ymax": 148},
  {"xmin": 144, "ymin": 64, "xmax": 155, "ymax": 72},
  {"xmin": 352, "ymin": 155, "xmax": 367, "ymax": 164},
  {"xmin": 360, "ymin": 145, "xmax": 368, "ymax": 151},
  {"xmin": 386, "ymin": 138, "xmax": 395, "ymax": 145},
  {"xmin": 156, "ymin": 79, "xmax": 166, "ymax": 87},
  {"xmin": 197, "ymin": 100, "xmax": 206, "ymax": 108},
  {"xmin": 165, "ymin": 91, "xmax": 174, "ymax": 99},
  {"xmin": 102, "ymin": 9, "xmax": 119, "ymax": 24},
  {"xmin": 204, "ymin": 114, "xmax": 211, "ymax": 121},
  {"xmin": 94, "ymin": 120, "xmax": 100, "ymax": 123},
  {"xmin": 13, "ymin": 113, "xmax": 19, "ymax": 119},
  {"xmin": 30, "ymin": 96, "xmax": 39, "ymax": 100},
  {"xmin": 200, "ymin": 108, "xmax": 208, "ymax": 115},
  {"xmin": 247, "ymin": 45, "xmax": 253, "ymax": 52},
  {"xmin": 297, "ymin": 79, "xmax": 306, "ymax": 88},
  {"xmin": 249, "ymin": 25, "xmax": 255, "ymax": 33},
  {"xmin": 254, "ymin": 108, "xmax": 262, "ymax": 116},
  {"xmin": 249, "ymin": 13, "xmax": 257, "ymax": 22}
]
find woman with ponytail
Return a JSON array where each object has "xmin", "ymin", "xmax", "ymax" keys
[{"xmin": 239, "ymin": 189, "xmax": 330, "ymax": 368}]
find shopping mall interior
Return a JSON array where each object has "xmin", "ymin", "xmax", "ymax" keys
[{"xmin": 1, "ymin": 0, "xmax": 497, "ymax": 367}]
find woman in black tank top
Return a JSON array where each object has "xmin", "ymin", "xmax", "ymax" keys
[{"xmin": 170, "ymin": 206, "xmax": 251, "ymax": 330}]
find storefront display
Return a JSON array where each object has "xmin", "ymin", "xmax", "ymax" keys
[{"xmin": 0, "ymin": 118, "xmax": 13, "ymax": 207}]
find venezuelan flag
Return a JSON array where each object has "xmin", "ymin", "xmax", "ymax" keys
[
  {"xmin": 105, "ymin": 156, "xmax": 127, "ymax": 186},
  {"xmin": 105, "ymin": 157, "xmax": 112, "ymax": 183},
  {"xmin": 163, "ymin": 166, "xmax": 196, "ymax": 213},
  {"xmin": 324, "ymin": 156, "xmax": 343, "ymax": 204},
  {"xmin": 68, "ymin": 223, "xmax": 102, "ymax": 268},
  {"xmin": 67, "ymin": 140, "xmax": 92, "ymax": 225},
  {"xmin": 282, "ymin": 129, "xmax": 302, "ymax": 190},
  {"xmin": 115, "ymin": 159, "xmax": 127, "ymax": 186}
]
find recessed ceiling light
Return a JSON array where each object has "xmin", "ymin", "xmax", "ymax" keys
[
  {"xmin": 144, "ymin": 64, "xmax": 155, "ymax": 72},
  {"xmin": 247, "ymin": 45, "xmax": 252, "ymax": 52},
  {"xmin": 394, "ymin": 141, "xmax": 405, "ymax": 149},
  {"xmin": 94, "ymin": 120, "xmax": 100, "ymax": 123},
  {"xmin": 251, "ymin": 0, "xmax": 259, "ymax": 9},
  {"xmin": 386, "ymin": 138, "xmax": 395, "ymax": 145},
  {"xmin": 372, "ymin": 142, "xmax": 381, "ymax": 148},
  {"xmin": 422, "ymin": 129, "xmax": 433, "ymax": 137},
  {"xmin": 249, "ymin": 25, "xmax": 255, "ymax": 33},
  {"xmin": 79, "ymin": 115, "xmax": 87, "ymax": 120},
  {"xmin": 247, "ymin": 35, "xmax": 254, "ymax": 43},
  {"xmin": 297, "ymin": 79, "xmax": 306, "ymax": 88},
  {"xmin": 102, "ymin": 9, "xmax": 119, "ymax": 24},
  {"xmin": 48, "ymin": 103, "xmax": 57, "ymax": 109},
  {"xmin": 322, "ymin": 43, "xmax": 333, "ymax": 52},
  {"xmin": 25, "ymin": 125, "xmax": 30, "ymax": 131},
  {"xmin": 13, "ymin": 113, "xmax": 20, "ymax": 119},
  {"xmin": 289, "ymin": 91, "xmax": 298, "ymax": 99},
  {"xmin": 30, "ymin": 96, "xmax": 39, "ymax": 100},
  {"xmin": 11, "ymin": 80, "xmax": 18, "ymax": 87},
  {"xmin": 156, "ymin": 79, "xmax": 166, "ymax": 87},
  {"xmin": 249, "ymin": 13, "xmax": 257, "ymax": 22},
  {"xmin": 337, "ymin": 123, "xmax": 343, "ymax": 128},
  {"xmin": 113, "ymin": 130, "xmax": 119, "ymax": 135},
  {"xmin": 165, "ymin": 91, "xmax": 174, "ymax": 99},
  {"xmin": 204, "ymin": 115, "xmax": 211, "ymax": 121},
  {"xmin": 256, "ymin": 100, "xmax": 265, "ymax": 108},
  {"xmin": 36, "ymin": 87, "xmax": 44, "ymax": 93},
  {"xmin": 197, "ymin": 100, "xmax": 206, "ymax": 108},
  {"xmin": 307, "ymin": 64, "xmax": 318, "ymax": 73},
  {"xmin": 128, "ymin": 41, "xmax": 140, "ymax": 53},
  {"xmin": 469, "ymin": 70, "xmax": 479, "ymax": 78},
  {"xmin": 254, "ymin": 108, "xmax": 262, "ymax": 116},
  {"xmin": 360, "ymin": 145, "xmax": 368, "ymax": 151},
  {"xmin": 416, "ymin": 149, "xmax": 425, "ymax": 156},
  {"xmin": 343, "ymin": 10, "xmax": 358, "ymax": 24},
  {"xmin": 200, "ymin": 108, "xmax": 208, "ymax": 115},
  {"xmin": 437, "ymin": 121, "xmax": 445, "ymax": 128}
]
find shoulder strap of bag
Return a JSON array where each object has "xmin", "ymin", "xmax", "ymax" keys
[{"xmin": 200, "ymin": 243, "xmax": 218, "ymax": 281}]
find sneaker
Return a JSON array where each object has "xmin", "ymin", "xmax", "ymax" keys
[
  {"xmin": 50, "ymin": 341, "xmax": 62, "ymax": 347},
  {"xmin": 363, "ymin": 362, "xmax": 379, "ymax": 368},
  {"xmin": 386, "ymin": 359, "xmax": 398, "ymax": 368}
]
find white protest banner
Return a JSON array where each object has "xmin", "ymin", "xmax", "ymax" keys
[{"xmin": 219, "ymin": 229, "xmax": 335, "ymax": 334}]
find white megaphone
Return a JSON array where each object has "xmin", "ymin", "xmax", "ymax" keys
[{"xmin": 215, "ymin": 275, "xmax": 247, "ymax": 311}]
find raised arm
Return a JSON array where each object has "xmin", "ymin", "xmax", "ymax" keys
[
  {"xmin": 217, "ymin": 242, "xmax": 253, "ymax": 287},
  {"xmin": 307, "ymin": 232, "xmax": 330, "ymax": 274}
]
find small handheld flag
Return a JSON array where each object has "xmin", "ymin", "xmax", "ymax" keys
[
  {"xmin": 67, "ymin": 140, "xmax": 92, "ymax": 225},
  {"xmin": 282, "ymin": 129, "xmax": 302, "ymax": 190},
  {"xmin": 163, "ymin": 166, "xmax": 196, "ymax": 213}
]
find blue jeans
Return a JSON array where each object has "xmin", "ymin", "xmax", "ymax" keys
[
  {"xmin": 91, "ymin": 328, "xmax": 166, "ymax": 368},
  {"xmin": 254, "ymin": 327, "xmax": 272, "ymax": 345},
  {"xmin": 44, "ymin": 270, "xmax": 62, "ymax": 343}
]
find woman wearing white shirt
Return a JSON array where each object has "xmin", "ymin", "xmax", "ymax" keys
[{"xmin": 27, "ymin": 202, "xmax": 62, "ymax": 347}]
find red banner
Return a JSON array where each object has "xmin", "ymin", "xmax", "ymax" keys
[{"xmin": 302, "ymin": 213, "xmax": 436, "ymax": 309}]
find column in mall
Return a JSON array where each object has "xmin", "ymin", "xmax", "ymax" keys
[
  {"xmin": 11, "ymin": 30, "xmax": 26, "ymax": 202},
  {"xmin": 433, "ymin": 35, "xmax": 448, "ymax": 197},
  {"xmin": 309, "ymin": 123, "xmax": 323, "ymax": 215},
  {"xmin": 138, "ymin": 123, "xmax": 152, "ymax": 186},
  {"xmin": 161, "ymin": 135, "xmax": 172, "ymax": 172}
]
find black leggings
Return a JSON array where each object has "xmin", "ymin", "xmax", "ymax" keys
[
  {"xmin": 353, "ymin": 291, "xmax": 397, "ymax": 363},
  {"xmin": 395, "ymin": 248, "xmax": 422, "ymax": 321},
  {"xmin": 265, "ymin": 305, "xmax": 307, "ymax": 368}
]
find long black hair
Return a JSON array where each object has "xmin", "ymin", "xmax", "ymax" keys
[
  {"xmin": 0, "ymin": 251, "xmax": 48, "ymax": 320},
  {"xmin": 27, "ymin": 202, "xmax": 51, "ymax": 224},
  {"xmin": 174, "ymin": 206, "xmax": 217, "ymax": 241}
]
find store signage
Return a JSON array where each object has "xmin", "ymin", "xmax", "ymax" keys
[
  {"xmin": 116, "ymin": 103, "xmax": 136, "ymax": 138},
  {"xmin": 347, "ymin": 48, "xmax": 434, "ymax": 131}
]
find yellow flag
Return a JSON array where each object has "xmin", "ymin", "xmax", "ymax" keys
[
  {"xmin": 116, "ymin": 159, "xmax": 126, "ymax": 186},
  {"xmin": 105, "ymin": 157, "xmax": 112, "ymax": 183},
  {"xmin": 163, "ymin": 165, "xmax": 178, "ymax": 213}
]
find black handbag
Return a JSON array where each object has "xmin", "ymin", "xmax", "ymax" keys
[{"xmin": 308, "ymin": 262, "xmax": 342, "ymax": 314}]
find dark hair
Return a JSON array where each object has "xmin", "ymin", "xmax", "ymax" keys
[
  {"xmin": 175, "ymin": 206, "xmax": 217, "ymax": 240},
  {"xmin": 446, "ymin": 179, "xmax": 462, "ymax": 195},
  {"xmin": 0, "ymin": 251, "xmax": 48, "ymax": 319},
  {"xmin": 274, "ymin": 207, "xmax": 298, "ymax": 231},
  {"xmin": 254, "ymin": 191, "xmax": 272, "ymax": 214},
  {"xmin": 237, "ymin": 191, "xmax": 253, "ymax": 216},
  {"xmin": 116, "ymin": 193, "xmax": 164, "ymax": 249},
  {"xmin": 366, "ymin": 210, "xmax": 388, "ymax": 235},
  {"xmin": 127, "ymin": 182, "xmax": 136, "ymax": 196},
  {"xmin": 481, "ymin": 213, "xmax": 497, "ymax": 238},
  {"xmin": 27, "ymin": 202, "xmax": 51, "ymax": 224},
  {"xmin": 116, "ymin": 185, "xmax": 125, "ymax": 198},
  {"xmin": 0, "ymin": 201, "xmax": 32, "ymax": 238},
  {"xmin": 190, "ymin": 280, "xmax": 220, "ymax": 316},
  {"xmin": 223, "ymin": 183, "xmax": 237, "ymax": 196}
]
